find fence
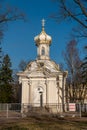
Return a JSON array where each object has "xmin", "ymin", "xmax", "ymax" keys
[
  {"xmin": 0, "ymin": 103, "xmax": 87, "ymax": 118},
  {"xmin": 0, "ymin": 103, "xmax": 22, "ymax": 118}
]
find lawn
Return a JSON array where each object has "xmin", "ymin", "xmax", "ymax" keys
[{"xmin": 0, "ymin": 115, "xmax": 87, "ymax": 130}]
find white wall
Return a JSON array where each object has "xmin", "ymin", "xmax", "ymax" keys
[{"xmin": 21, "ymin": 79, "xmax": 29, "ymax": 104}]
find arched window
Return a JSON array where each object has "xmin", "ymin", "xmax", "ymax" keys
[{"xmin": 41, "ymin": 47, "xmax": 45, "ymax": 55}]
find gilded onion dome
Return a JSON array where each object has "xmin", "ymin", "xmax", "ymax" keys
[{"xmin": 34, "ymin": 19, "xmax": 52, "ymax": 46}]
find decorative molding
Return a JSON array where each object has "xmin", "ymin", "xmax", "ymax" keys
[{"xmin": 28, "ymin": 80, "xmax": 32, "ymax": 86}]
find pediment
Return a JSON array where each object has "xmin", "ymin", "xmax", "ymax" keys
[{"xmin": 27, "ymin": 70, "xmax": 45, "ymax": 78}]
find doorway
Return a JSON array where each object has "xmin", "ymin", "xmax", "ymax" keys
[
  {"xmin": 39, "ymin": 91, "xmax": 43, "ymax": 107},
  {"xmin": 33, "ymin": 86, "xmax": 44, "ymax": 107},
  {"xmin": 38, "ymin": 87, "xmax": 43, "ymax": 107}
]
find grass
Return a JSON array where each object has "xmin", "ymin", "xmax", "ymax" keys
[{"xmin": 0, "ymin": 115, "xmax": 87, "ymax": 130}]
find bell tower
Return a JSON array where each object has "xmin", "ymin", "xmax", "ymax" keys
[{"xmin": 34, "ymin": 19, "xmax": 52, "ymax": 60}]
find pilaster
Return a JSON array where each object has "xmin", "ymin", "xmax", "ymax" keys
[{"xmin": 28, "ymin": 79, "xmax": 32, "ymax": 104}]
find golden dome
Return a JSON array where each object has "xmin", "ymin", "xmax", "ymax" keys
[{"xmin": 34, "ymin": 19, "xmax": 52, "ymax": 46}]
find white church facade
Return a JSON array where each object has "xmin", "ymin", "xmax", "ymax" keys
[{"xmin": 17, "ymin": 20, "xmax": 68, "ymax": 112}]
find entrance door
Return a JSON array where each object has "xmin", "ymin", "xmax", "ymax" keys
[
  {"xmin": 38, "ymin": 87, "xmax": 43, "ymax": 107},
  {"xmin": 33, "ymin": 87, "xmax": 43, "ymax": 107},
  {"xmin": 40, "ymin": 92, "xmax": 43, "ymax": 107}
]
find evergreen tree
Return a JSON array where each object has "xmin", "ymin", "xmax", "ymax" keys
[
  {"xmin": 0, "ymin": 42, "xmax": 2, "ymax": 68},
  {"xmin": 0, "ymin": 1, "xmax": 24, "ymax": 103},
  {"xmin": 0, "ymin": 54, "xmax": 13, "ymax": 103}
]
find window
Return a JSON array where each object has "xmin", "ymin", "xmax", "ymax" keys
[{"xmin": 42, "ymin": 47, "xmax": 45, "ymax": 55}]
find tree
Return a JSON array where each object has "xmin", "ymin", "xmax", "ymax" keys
[
  {"xmin": 1, "ymin": 54, "xmax": 13, "ymax": 83},
  {"xmin": 0, "ymin": 42, "xmax": 2, "ymax": 67},
  {"xmin": 0, "ymin": 54, "xmax": 13, "ymax": 103},
  {"xmin": 0, "ymin": 1, "xmax": 25, "ymax": 40},
  {"xmin": 52, "ymin": 0, "xmax": 87, "ymax": 28},
  {"xmin": 52, "ymin": 0, "xmax": 87, "ymax": 102},
  {"xmin": 51, "ymin": 0, "xmax": 87, "ymax": 54},
  {"xmin": 51, "ymin": 0, "xmax": 87, "ymax": 56},
  {"xmin": 0, "ymin": 1, "xmax": 25, "ymax": 102},
  {"xmin": 12, "ymin": 69, "xmax": 21, "ymax": 103},
  {"xmin": 18, "ymin": 60, "xmax": 28, "ymax": 71},
  {"xmin": 11, "ymin": 59, "xmax": 28, "ymax": 103},
  {"xmin": 81, "ymin": 46, "xmax": 87, "ymax": 86},
  {"xmin": 63, "ymin": 40, "xmax": 81, "ymax": 83},
  {"xmin": 63, "ymin": 39, "xmax": 86, "ymax": 103}
]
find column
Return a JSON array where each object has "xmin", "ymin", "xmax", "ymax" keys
[
  {"xmin": 45, "ymin": 79, "xmax": 49, "ymax": 105},
  {"xmin": 28, "ymin": 79, "xmax": 32, "ymax": 105}
]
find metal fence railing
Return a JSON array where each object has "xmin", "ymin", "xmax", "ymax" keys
[
  {"xmin": 0, "ymin": 103, "xmax": 22, "ymax": 118},
  {"xmin": 0, "ymin": 103, "xmax": 87, "ymax": 118}
]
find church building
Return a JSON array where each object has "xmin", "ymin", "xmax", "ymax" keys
[{"xmin": 17, "ymin": 20, "xmax": 68, "ymax": 112}]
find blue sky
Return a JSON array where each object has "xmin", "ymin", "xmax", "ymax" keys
[{"xmin": 2, "ymin": 0, "xmax": 87, "ymax": 70}]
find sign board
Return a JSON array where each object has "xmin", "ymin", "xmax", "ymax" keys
[{"xmin": 69, "ymin": 103, "xmax": 76, "ymax": 112}]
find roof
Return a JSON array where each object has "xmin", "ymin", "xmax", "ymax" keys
[
  {"xmin": 34, "ymin": 29, "xmax": 52, "ymax": 46},
  {"xmin": 17, "ymin": 59, "xmax": 64, "ymax": 78}
]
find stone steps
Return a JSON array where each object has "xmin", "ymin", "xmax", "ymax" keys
[{"xmin": 26, "ymin": 107, "xmax": 50, "ymax": 116}]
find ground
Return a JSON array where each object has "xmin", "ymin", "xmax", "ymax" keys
[{"xmin": 0, "ymin": 115, "xmax": 87, "ymax": 130}]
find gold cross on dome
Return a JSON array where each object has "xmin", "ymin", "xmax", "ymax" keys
[{"xmin": 42, "ymin": 19, "xmax": 45, "ymax": 28}]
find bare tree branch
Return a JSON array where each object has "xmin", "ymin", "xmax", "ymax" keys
[
  {"xmin": 61, "ymin": 0, "xmax": 87, "ymax": 28},
  {"xmin": 51, "ymin": 0, "xmax": 87, "ymax": 38},
  {"xmin": 0, "ymin": 3, "xmax": 25, "ymax": 40},
  {"xmin": 0, "ymin": 7, "xmax": 25, "ymax": 24},
  {"xmin": 74, "ymin": 0, "xmax": 87, "ymax": 17}
]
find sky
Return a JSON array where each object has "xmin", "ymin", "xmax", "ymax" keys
[{"xmin": 2, "ymin": 0, "xmax": 87, "ymax": 71}]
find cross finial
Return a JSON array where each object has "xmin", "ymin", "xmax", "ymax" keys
[{"xmin": 42, "ymin": 19, "xmax": 45, "ymax": 28}]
